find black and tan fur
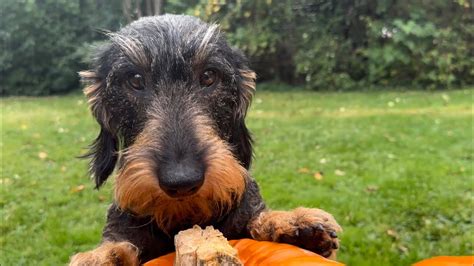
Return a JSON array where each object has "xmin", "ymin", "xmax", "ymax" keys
[{"xmin": 70, "ymin": 15, "xmax": 341, "ymax": 265}]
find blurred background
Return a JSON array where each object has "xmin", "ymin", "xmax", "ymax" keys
[
  {"xmin": 1, "ymin": 1, "xmax": 473, "ymax": 266},
  {"xmin": 1, "ymin": 0, "xmax": 473, "ymax": 95}
]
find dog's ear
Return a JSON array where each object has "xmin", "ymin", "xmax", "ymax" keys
[
  {"xmin": 230, "ymin": 69, "xmax": 256, "ymax": 169},
  {"xmin": 85, "ymin": 128, "xmax": 118, "ymax": 188},
  {"xmin": 79, "ymin": 70, "xmax": 118, "ymax": 188}
]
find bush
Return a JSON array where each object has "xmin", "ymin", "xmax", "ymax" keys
[
  {"xmin": 0, "ymin": 0, "xmax": 123, "ymax": 96},
  {"xmin": 1, "ymin": 0, "xmax": 472, "ymax": 95},
  {"xmin": 365, "ymin": 17, "xmax": 474, "ymax": 89},
  {"xmin": 193, "ymin": 0, "xmax": 474, "ymax": 91}
]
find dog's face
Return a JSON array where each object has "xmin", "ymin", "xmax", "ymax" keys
[{"xmin": 80, "ymin": 15, "xmax": 256, "ymax": 232}]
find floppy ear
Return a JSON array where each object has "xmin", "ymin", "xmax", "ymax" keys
[
  {"xmin": 230, "ymin": 69, "xmax": 256, "ymax": 169},
  {"xmin": 79, "ymin": 71, "xmax": 118, "ymax": 188}
]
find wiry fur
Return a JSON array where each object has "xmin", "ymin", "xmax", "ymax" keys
[
  {"xmin": 115, "ymin": 113, "xmax": 246, "ymax": 233},
  {"xmin": 80, "ymin": 70, "xmax": 117, "ymax": 187},
  {"xmin": 70, "ymin": 14, "xmax": 341, "ymax": 265}
]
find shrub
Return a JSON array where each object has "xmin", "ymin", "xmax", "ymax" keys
[{"xmin": 0, "ymin": 0, "xmax": 123, "ymax": 96}]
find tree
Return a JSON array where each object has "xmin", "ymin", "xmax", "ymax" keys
[
  {"xmin": 1, "ymin": 0, "xmax": 472, "ymax": 95},
  {"xmin": 122, "ymin": 0, "xmax": 167, "ymax": 22}
]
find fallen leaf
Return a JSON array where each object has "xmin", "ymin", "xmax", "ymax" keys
[
  {"xmin": 397, "ymin": 244, "xmax": 409, "ymax": 254},
  {"xmin": 71, "ymin": 184, "xmax": 85, "ymax": 193},
  {"xmin": 319, "ymin": 158, "xmax": 327, "ymax": 164},
  {"xmin": 441, "ymin": 93, "xmax": 450, "ymax": 103},
  {"xmin": 38, "ymin": 152, "xmax": 48, "ymax": 160},
  {"xmin": 0, "ymin": 178, "xmax": 12, "ymax": 185},
  {"xmin": 334, "ymin": 169, "xmax": 345, "ymax": 176},
  {"xmin": 386, "ymin": 229, "xmax": 399, "ymax": 240},
  {"xmin": 313, "ymin": 171, "xmax": 324, "ymax": 180},
  {"xmin": 366, "ymin": 185, "xmax": 379, "ymax": 193},
  {"xmin": 98, "ymin": 195, "xmax": 106, "ymax": 202},
  {"xmin": 298, "ymin": 167, "xmax": 310, "ymax": 174},
  {"xmin": 60, "ymin": 166, "xmax": 67, "ymax": 172},
  {"xmin": 384, "ymin": 134, "xmax": 396, "ymax": 142}
]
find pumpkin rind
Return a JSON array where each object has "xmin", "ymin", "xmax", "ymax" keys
[
  {"xmin": 412, "ymin": 256, "xmax": 474, "ymax": 266},
  {"xmin": 144, "ymin": 238, "xmax": 344, "ymax": 266}
]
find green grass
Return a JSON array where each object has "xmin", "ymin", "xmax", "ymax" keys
[{"xmin": 1, "ymin": 87, "xmax": 473, "ymax": 265}]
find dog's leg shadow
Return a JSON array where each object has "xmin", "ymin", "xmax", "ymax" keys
[
  {"xmin": 69, "ymin": 241, "xmax": 140, "ymax": 266},
  {"xmin": 248, "ymin": 207, "xmax": 342, "ymax": 259}
]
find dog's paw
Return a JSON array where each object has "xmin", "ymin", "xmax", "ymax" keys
[
  {"xmin": 250, "ymin": 207, "xmax": 342, "ymax": 258},
  {"xmin": 277, "ymin": 208, "xmax": 342, "ymax": 258},
  {"xmin": 69, "ymin": 241, "xmax": 139, "ymax": 266}
]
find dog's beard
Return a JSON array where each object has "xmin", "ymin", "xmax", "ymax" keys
[{"xmin": 114, "ymin": 138, "xmax": 247, "ymax": 234}]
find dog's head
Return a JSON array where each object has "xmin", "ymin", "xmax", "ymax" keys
[{"xmin": 80, "ymin": 15, "xmax": 256, "ymax": 231}]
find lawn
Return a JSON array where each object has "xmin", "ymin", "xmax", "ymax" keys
[{"xmin": 1, "ymin": 86, "xmax": 473, "ymax": 265}]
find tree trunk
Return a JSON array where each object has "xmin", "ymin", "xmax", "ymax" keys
[
  {"xmin": 154, "ymin": 0, "xmax": 165, "ymax": 15},
  {"xmin": 135, "ymin": 0, "xmax": 143, "ymax": 18},
  {"xmin": 122, "ymin": 0, "xmax": 133, "ymax": 22},
  {"xmin": 145, "ymin": 0, "xmax": 153, "ymax": 16}
]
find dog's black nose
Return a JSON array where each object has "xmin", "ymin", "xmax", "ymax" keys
[{"xmin": 158, "ymin": 162, "xmax": 204, "ymax": 198}]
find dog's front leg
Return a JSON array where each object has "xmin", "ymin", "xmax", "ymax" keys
[
  {"xmin": 248, "ymin": 207, "xmax": 342, "ymax": 258},
  {"xmin": 69, "ymin": 204, "xmax": 173, "ymax": 265},
  {"xmin": 69, "ymin": 241, "xmax": 139, "ymax": 266}
]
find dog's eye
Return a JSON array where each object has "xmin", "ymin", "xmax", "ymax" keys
[
  {"xmin": 200, "ymin": 69, "xmax": 218, "ymax": 87},
  {"xmin": 127, "ymin": 74, "xmax": 145, "ymax": 90}
]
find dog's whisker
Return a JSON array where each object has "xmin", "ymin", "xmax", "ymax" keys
[{"xmin": 127, "ymin": 217, "xmax": 155, "ymax": 229}]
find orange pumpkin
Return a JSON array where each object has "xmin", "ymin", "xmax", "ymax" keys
[
  {"xmin": 413, "ymin": 256, "xmax": 474, "ymax": 266},
  {"xmin": 144, "ymin": 238, "xmax": 344, "ymax": 266}
]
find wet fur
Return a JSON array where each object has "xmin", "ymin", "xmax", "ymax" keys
[{"xmin": 70, "ymin": 14, "xmax": 341, "ymax": 265}]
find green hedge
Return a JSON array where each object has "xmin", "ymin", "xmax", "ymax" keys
[
  {"xmin": 0, "ymin": 0, "xmax": 124, "ymax": 96},
  {"xmin": 1, "ymin": 0, "xmax": 473, "ymax": 96},
  {"xmin": 196, "ymin": 0, "xmax": 474, "ymax": 90}
]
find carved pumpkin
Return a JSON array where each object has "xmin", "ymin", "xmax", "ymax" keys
[{"xmin": 144, "ymin": 238, "xmax": 344, "ymax": 266}]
